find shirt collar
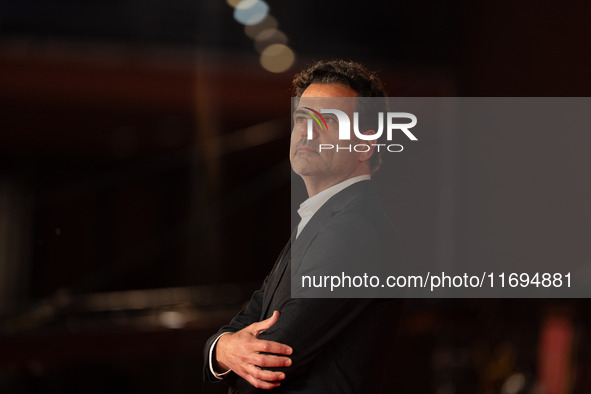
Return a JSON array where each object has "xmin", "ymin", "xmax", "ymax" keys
[{"xmin": 297, "ymin": 175, "xmax": 371, "ymax": 221}]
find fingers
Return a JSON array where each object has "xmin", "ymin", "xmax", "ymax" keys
[
  {"xmin": 234, "ymin": 362, "xmax": 285, "ymax": 390},
  {"xmin": 251, "ymin": 310, "xmax": 280, "ymax": 335},
  {"xmin": 246, "ymin": 311, "xmax": 293, "ymax": 356},
  {"xmin": 246, "ymin": 364, "xmax": 286, "ymax": 383},
  {"xmin": 248, "ymin": 353, "xmax": 292, "ymax": 368},
  {"xmin": 216, "ymin": 312, "xmax": 293, "ymax": 389},
  {"xmin": 253, "ymin": 339, "xmax": 293, "ymax": 356}
]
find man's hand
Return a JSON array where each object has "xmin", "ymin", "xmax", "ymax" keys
[{"xmin": 215, "ymin": 311, "xmax": 293, "ymax": 389}]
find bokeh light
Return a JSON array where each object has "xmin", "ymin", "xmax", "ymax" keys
[
  {"xmin": 226, "ymin": 0, "xmax": 243, "ymax": 8},
  {"xmin": 233, "ymin": 0, "xmax": 269, "ymax": 26},
  {"xmin": 259, "ymin": 44, "xmax": 295, "ymax": 73},
  {"xmin": 244, "ymin": 15, "xmax": 278, "ymax": 39},
  {"xmin": 254, "ymin": 29, "xmax": 288, "ymax": 53}
]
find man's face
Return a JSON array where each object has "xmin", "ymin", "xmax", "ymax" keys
[{"xmin": 290, "ymin": 83, "xmax": 372, "ymax": 189}]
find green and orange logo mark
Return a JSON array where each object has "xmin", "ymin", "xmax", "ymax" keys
[{"xmin": 303, "ymin": 107, "xmax": 328, "ymax": 131}]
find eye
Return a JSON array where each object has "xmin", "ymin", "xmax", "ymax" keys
[{"xmin": 294, "ymin": 115, "xmax": 307, "ymax": 124}]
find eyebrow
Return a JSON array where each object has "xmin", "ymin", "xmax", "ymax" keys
[
  {"xmin": 293, "ymin": 108, "xmax": 311, "ymax": 116},
  {"xmin": 294, "ymin": 108, "xmax": 336, "ymax": 118}
]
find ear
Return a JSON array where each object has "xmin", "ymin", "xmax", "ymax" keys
[{"xmin": 357, "ymin": 130, "xmax": 378, "ymax": 163}]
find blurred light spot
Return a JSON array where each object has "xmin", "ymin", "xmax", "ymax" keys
[
  {"xmin": 244, "ymin": 15, "xmax": 278, "ymax": 38},
  {"xmin": 226, "ymin": 0, "xmax": 243, "ymax": 7},
  {"xmin": 501, "ymin": 373, "xmax": 526, "ymax": 394},
  {"xmin": 127, "ymin": 290, "xmax": 148, "ymax": 309},
  {"xmin": 159, "ymin": 310, "xmax": 186, "ymax": 329},
  {"xmin": 254, "ymin": 29, "xmax": 288, "ymax": 53},
  {"xmin": 235, "ymin": 0, "xmax": 257, "ymax": 8},
  {"xmin": 233, "ymin": 0, "xmax": 269, "ymax": 26},
  {"xmin": 260, "ymin": 44, "xmax": 295, "ymax": 73}
]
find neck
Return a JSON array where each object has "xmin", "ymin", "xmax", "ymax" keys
[{"xmin": 303, "ymin": 169, "xmax": 370, "ymax": 197}]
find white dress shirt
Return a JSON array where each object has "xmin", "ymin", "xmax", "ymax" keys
[{"xmin": 296, "ymin": 175, "xmax": 370, "ymax": 238}]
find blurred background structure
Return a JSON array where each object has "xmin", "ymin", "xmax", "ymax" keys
[{"xmin": 0, "ymin": 0, "xmax": 590, "ymax": 393}]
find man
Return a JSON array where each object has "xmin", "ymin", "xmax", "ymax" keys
[{"xmin": 203, "ymin": 60, "xmax": 401, "ymax": 393}]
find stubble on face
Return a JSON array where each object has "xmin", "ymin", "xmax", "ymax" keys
[
  {"xmin": 289, "ymin": 137, "xmax": 323, "ymax": 176},
  {"xmin": 289, "ymin": 84, "xmax": 359, "ymax": 182}
]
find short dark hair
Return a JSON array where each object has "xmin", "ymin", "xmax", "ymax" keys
[{"xmin": 292, "ymin": 60, "xmax": 388, "ymax": 173}]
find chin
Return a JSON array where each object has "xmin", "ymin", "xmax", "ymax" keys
[
  {"xmin": 292, "ymin": 164, "xmax": 320, "ymax": 177},
  {"xmin": 291, "ymin": 158, "xmax": 315, "ymax": 174},
  {"xmin": 292, "ymin": 167, "xmax": 311, "ymax": 177}
]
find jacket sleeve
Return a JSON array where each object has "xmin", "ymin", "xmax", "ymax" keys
[
  {"xmin": 203, "ymin": 239, "xmax": 293, "ymax": 383},
  {"xmin": 202, "ymin": 278, "xmax": 267, "ymax": 383},
  {"xmin": 235, "ymin": 209, "xmax": 399, "ymax": 393}
]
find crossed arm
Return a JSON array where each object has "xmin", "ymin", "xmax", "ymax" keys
[
  {"xmin": 204, "ymin": 277, "xmax": 294, "ymax": 390},
  {"xmin": 207, "ymin": 294, "xmax": 375, "ymax": 391},
  {"xmin": 205, "ymin": 207, "xmax": 396, "ymax": 391}
]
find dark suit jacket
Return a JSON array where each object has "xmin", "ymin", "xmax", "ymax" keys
[{"xmin": 204, "ymin": 180, "xmax": 402, "ymax": 393}]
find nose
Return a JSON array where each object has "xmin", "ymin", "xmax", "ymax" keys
[{"xmin": 300, "ymin": 118, "xmax": 319, "ymax": 140}]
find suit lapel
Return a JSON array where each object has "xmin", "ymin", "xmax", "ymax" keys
[
  {"xmin": 291, "ymin": 181, "xmax": 373, "ymax": 275},
  {"xmin": 261, "ymin": 181, "xmax": 374, "ymax": 316},
  {"xmin": 261, "ymin": 234, "xmax": 293, "ymax": 319}
]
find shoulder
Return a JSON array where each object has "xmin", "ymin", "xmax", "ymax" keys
[
  {"xmin": 324, "ymin": 181, "xmax": 396, "ymax": 239},
  {"xmin": 299, "ymin": 181, "xmax": 398, "ymax": 265}
]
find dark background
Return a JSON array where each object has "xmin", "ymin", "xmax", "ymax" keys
[{"xmin": 0, "ymin": 0, "xmax": 590, "ymax": 393}]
